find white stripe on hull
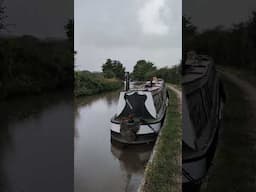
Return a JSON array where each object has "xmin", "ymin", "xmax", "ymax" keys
[{"xmin": 111, "ymin": 122, "xmax": 161, "ymax": 134}]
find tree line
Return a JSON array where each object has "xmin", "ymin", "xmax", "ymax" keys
[
  {"xmin": 183, "ymin": 11, "xmax": 256, "ymax": 73},
  {"xmin": 101, "ymin": 58, "xmax": 181, "ymax": 84},
  {"xmin": 0, "ymin": 2, "xmax": 74, "ymax": 99},
  {"xmin": 75, "ymin": 59, "xmax": 180, "ymax": 97}
]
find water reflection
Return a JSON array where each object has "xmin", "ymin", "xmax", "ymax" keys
[
  {"xmin": 0, "ymin": 111, "xmax": 10, "ymax": 191},
  {"xmin": 75, "ymin": 90, "xmax": 120, "ymax": 108},
  {"xmin": 111, "ymin": 142, "xmax": 154, "ymax": 192},
  {"xmin": 75, "ymin": 90, "xmax": 154, "ymax": 192},
  {"xmin": 0, "ymin": 91, "xmax": 73, "ymax": 192}
]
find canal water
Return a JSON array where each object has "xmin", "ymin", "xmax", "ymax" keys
[
  {"xmin": 0, "ymin": 92, "xmax": 73, "ymax": 192},
  {"xmin": 75, "ymin": 91, "xmax": 154, "ymax": 192}
]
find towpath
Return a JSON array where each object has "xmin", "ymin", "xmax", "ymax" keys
[
  {"xmin": 201, "ymin": 69, "xmax": 256, "ymax": 192},
  {"xmin": 167, "ymin": 84, "xmax": 182, "ymax": 113}
]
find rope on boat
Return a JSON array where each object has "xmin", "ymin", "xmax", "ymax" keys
[{"xmin": 146, "ymin": 123, "xmax": 157, "ymax": 134}]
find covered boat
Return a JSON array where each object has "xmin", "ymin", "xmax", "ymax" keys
[
  {"xmin": 182, "ymin": 52, "xmax": 226, "ymax": 189},
  {"xmin": 111, "ymin": 73, "xmax": 169, "ymax": 144}
]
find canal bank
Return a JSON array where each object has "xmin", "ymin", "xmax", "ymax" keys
[
  {"xmin": 200, "ymin": 70, "xmax": 256, "ymax": 192},
  {"xmin": 139, "ymin": 85, "xmax": 182, "ymax": 192}
]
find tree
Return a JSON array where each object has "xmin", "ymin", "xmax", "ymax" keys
[
  {"xmin": 111, "ymin": 60, "xmax": 126, "ymax": 79},
  {"xmin": 183, "ymin": 12, "xmax": 256, "ymax": 73},
  {"xmin": 102, "ymin": 59, "xmax": 125, "ymax": 79},
  {"xmin": 0, "ymin": 0, "xmax": 7, "ymax": 97},
  {"xmin": 0, "ymin": 0, "xmax": 6, "ymax": 32},
  {"xmin": 182, "ymin": 16, "xmax": 198, "ymax": 65},
  {"xmin": 102, "ymin": 59, "xmax": 115, "ymax": 78},
  {"xmin": 65, "ymin": 19, "xmax": 73, "ymax": 42},
  {"xmin": 132, "ymin": 60, "xmax": 156, "ymax": 81},
  {"xmin": 64, "ymin": 19, "xmax": 74, "ymax": 53}
]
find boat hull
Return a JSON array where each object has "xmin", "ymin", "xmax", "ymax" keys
[
  {"xmin": 111, "ymin": 130, "xmax": 156, "ymax": 144},
  {"xmin": 182, "ymin": 122, "xmax": 220, "ymax": 185},
  {"xmin": 110, "ymin": 118, "xmax": 164, "ymax": 144}
]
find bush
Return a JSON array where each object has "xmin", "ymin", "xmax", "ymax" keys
[
  {"xmin": 74, "ymin": 71, "xmax": 122, "ymax": 97},
  {"xmin": 0, "ymin": 36, "xmax": 73, "ymax": 99}
]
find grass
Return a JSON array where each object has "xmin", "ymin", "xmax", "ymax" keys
[
  {"xmin": 200, "ymin": 74, "xmax": 256, "ymax": 192},
  {"xmin": 141, "ymin": 89, "xmax": 182, "ymax": 192},
  {"xmin": 218, "ymin": 66, "xmax": 256, "ymax": 86}
]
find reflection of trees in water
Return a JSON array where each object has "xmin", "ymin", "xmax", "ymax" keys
[
  {"xmin": 105, "ymin": 91, "xmax": 120, "ymax": 107},
  {"xmin": 75, "ymin": 90, "xmax": 119, "ymax": 109},
  {"xmin": 0, "ymin": 105, "xmax": 12, "ymax": 191},
  {"xmin": 5, "ymin": 91, "xmax": 73, "ymax": 122},
  {"xmin": 74, "ymin": 90, "xmax": 119, "ymax": 139},
  {"xmin": 111, "ymin": 142, "xmax": 154, "ymax": 192},
  {"xmin": 0, "ymin": 91, "xmax": 73, "ymax": 191}
]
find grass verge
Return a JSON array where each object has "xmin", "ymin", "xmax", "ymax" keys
[
  {"xmin": 218, "ymin": 66, "xmax": 256, "ymax": 86},
  {"xmin": 141, "ymin": 88, "xmax": 182, "ymax": 192},
  {"xmin": 200, "ymin": 74, "xmax": 256, "ymax": 192}
]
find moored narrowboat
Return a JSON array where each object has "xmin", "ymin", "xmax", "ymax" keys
[
  {"xmin": 111, "ymin": 73, "xmax": 169, "ymax": 144},
  {"xmin": 182, "ymin": 52, "xmax": 225, "ymax": 190}
]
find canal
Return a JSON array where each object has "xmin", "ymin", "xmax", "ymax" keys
[
  {"xmin": 0, "ymin": 92, "xmax": 73, "ymax": 192},
  {"xmin": 75, "ymin": 90, "xmax": 154, "ymax": 192}
]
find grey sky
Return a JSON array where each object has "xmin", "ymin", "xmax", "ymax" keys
[
  {"xmin": 184, "ymin": 0, "xmax": 256, "ymax": 31},
  {"xmin": 2, "ymin": 0, "xmax": 73, "ymax": 38},
  {"xmin": 75, "ymin": 0, "xmax": 181, "ymax": 72}
]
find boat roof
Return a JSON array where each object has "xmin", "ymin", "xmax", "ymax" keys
[
  {"xmin": 127, "ymin": 79, "xmax": 164, "ymax": 93},
  {"xmin": 182, "ymin": 55, "xmax": 211, "ymax": 83},
  {"xmin": 182, "ymin": 55, "xmax": 214, "ymax": 94}
]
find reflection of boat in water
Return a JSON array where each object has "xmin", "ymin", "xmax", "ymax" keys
[
  {"xmin": 111, "ymin": 141, "xmax": 154, "ymax": 192},
  {"xmin": 111, "ymin": 73, "xmax": 169, "ymax": 144},
  {"xmin": 182, "ymin": 53, "xmax": 225, "ymax": 189}
]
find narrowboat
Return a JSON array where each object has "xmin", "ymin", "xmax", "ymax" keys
[
  {"xmin": 110, "ymin": 73, "xmax": 169, "ymax": 144},
  {"xmin": 182, "ymin": 52, "xmax": 226, "ymax": 190}
]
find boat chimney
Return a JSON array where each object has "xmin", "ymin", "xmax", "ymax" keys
[{"xmin": 125, "ymin": 72, "xmax": 130, "ymax": 91}]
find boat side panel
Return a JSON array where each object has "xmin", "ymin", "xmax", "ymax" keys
[{"xmin": 111, "ymin": 122, "xmax": 161, "ymax": 134}]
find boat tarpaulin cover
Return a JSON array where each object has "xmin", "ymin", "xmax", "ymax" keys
[{"xmin": 117, "ymin": 92, "xmax": 154, "ymax": 120}]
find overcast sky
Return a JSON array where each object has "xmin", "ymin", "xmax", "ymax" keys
[
  {"xmin": 2, "ymin": 0, "xmax": 73, "ymax": 38},
  {"xmin": 75, "ymin": 0, "xmax": 181, "ymax": 72},
  {"xmin": 184, "ymin": 0, "xmax": 256, "ymax": 31}
]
